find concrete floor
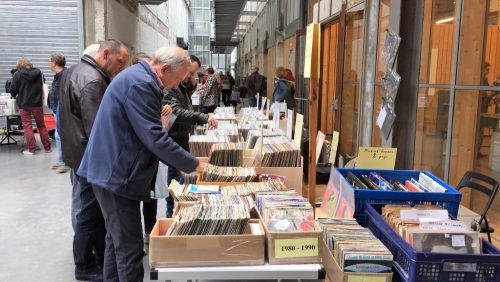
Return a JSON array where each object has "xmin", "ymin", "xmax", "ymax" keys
[{"xmin": 0, "ymin": 137, "xmax": 163, "ymax": 282}]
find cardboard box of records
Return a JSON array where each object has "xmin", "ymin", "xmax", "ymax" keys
[
  {"xmin": 253, "ymin": 210, "xmax": 322, "ymax": 265},
  {"xmin": 149, "ymin": 218, "xmax": 265, "ymax": 267},
  {"xmin": 320, "ymin": 240, "xmax": 393, "ymax": 282},
  {"xmin": 243, "ymin": 149, "xmax": 304, "ymax": 195}
]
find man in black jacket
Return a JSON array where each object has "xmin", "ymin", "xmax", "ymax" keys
[
  {"xmin": 162, "ymin": 54, "xmax": 217, "ymax": 216},
  {"xmin": 246, "ymin": 65, "xmax": 267, "ymax": 109},
  {"xmin": 59, "ymin": 39, "xmax": 129, "ymax": 281}
]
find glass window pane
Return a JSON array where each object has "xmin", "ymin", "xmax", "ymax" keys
[
  {"xmin": 450, "ymin": 89, "xmax": 500, "ymax": 206},
  {"xmin": 340, "ymin": 5, "xmax": 365, "ymax": 156},
  {"xmin": 347, "ymin": 0, "xmax": 364, "ymax": 10},
  {"xmin": 319, "ymin": 0, "xmax": 331, "ymax": 20},
  {"xmin": 419, "ymin": 0, "xmax": 456, "ymax": 85},
  {"xmin": 212, "ymin": 54, "xmax": 218, "ymax": 68},
  {"xmin": 457, "ymin": 1, "xmax": 499, "ymax": 86},
  {"xmin": 413, "ymin": 87, "xmax": 450, "ymax": 179}
]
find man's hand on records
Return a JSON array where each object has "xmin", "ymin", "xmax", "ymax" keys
[
  {"xmin": 162, "ymin": 104, "xmax": 172, "ymax": 116},
  {"xmin": 207, "ymin": 114, "xmax": 218, "ymax": 128}
]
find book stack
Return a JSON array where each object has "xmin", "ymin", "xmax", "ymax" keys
[
  {"xmin": 318, "ymin": 218, "xmax": 393, "ymax": 273},
  {"xmin": 255, "ymin": 191, "xmax": 315, "ymax": 232},
  {"xmin": 346, "ymin": 171, "xmax": 448, "ymax": 192},
  {"xmin": 201, "ymin": 163, "xmax": 257, "ymax": 182},
  {"xmin": 189, "ymin": 135, "xmax": 231, "ymax": 157},
  {"xmin": 381, "ymin": 205, "xmax": 481, "ymax": 254},
  {"xmin": 208, "ymin": 143, "xmax": 244, "ymax": 167}
]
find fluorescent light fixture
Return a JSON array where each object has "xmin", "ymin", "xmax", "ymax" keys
[{"xmin": 435, "ymin": 17, "xmax": 454, "ymax": 24}]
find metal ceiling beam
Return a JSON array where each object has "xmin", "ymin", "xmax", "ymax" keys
[{"xmin": 241, "ymin": 10, "xmax": 257, "ymax": 16}]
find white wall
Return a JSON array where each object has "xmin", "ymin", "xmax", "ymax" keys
[{"xmin": 106, "ymin": 0, "xmax": 189, "ymax": 55}]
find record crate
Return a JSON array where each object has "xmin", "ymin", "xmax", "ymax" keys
[
  {"xmin": 332, "ymin": 168, "xmax": 462, "ymax": 225},
  {"xmin": 364, "ymin": 203, "xmax": 500, "ymax": 282}
]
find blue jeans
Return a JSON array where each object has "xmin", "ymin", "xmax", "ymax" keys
[
  {"xmin": 54, "ymin": 113, "xmax": 64, "ymax": 165},
  {"xmin": 249, "ymin": 96, "xmax": 262, "ymax": 109},
  {"xmin": 166, "ymin": 166, "xmax": 183, "ymax": 217}
]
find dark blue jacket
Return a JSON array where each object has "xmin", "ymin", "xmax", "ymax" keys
[
  {"xmin": 48, "ymin": 68, "xmax": 66, "ymax": 113},
  {"xmin": 77, "ymin": 60, "xmax": 199, "ymax": 201}
]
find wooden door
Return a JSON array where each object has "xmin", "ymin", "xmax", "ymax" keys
[{"xmin": 319, "ymin": 20, "xmax": 340, "ymax": 135}]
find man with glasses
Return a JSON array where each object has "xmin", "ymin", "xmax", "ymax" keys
[{"xmin": 162, "ymin": 54, "xmax": 218, "ymax": 217}]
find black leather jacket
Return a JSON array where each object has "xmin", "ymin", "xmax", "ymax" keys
[
  {"xmin": 58, "ymin": 55, "xmax": 110, "ymax": 169},
  {"xmin": 162, "ymin": 82, "xmax": 208, "ymax": 150}
]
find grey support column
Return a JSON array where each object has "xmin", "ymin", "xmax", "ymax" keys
[{"xmin": 359, "ymin": 0, "xmax": 380, "ymax": 148}]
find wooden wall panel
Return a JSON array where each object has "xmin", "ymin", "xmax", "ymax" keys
[{"xmin": 320, "ymin": 25, "xmax": 331, "ymax": 134}]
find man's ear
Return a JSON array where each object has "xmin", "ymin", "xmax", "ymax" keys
[
  {"xmin": 102, "ymin": 48, "xmax": 110, "ymax": 60},
  {"xmin": 161, "ymin": 63, "xmax": 170, "ymax": 74}
]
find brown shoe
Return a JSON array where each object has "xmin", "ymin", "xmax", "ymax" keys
[
  {"xmin": 57, "ymin": 165, "xmax": 70, "ymax": 173},
  {"xmin": 51, "ymin": 164, "xmax": 62, "ymax": 170}
]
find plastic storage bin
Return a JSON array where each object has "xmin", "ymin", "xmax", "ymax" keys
[
  {"xmin": 364, "ymin": 203, "xmax": 500, "ymax": 282},
  {"xmin": 332, "ymin": 168, "xmax": 462, "ymax": 225}
]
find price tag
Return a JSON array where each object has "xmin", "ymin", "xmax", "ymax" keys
[
  {"xmin": 348, "ymin": 276, "xmax": 386, "ymax": 282},
  {"xmin": 357, "ymin": 147, "xmax": 397, "ymax": 170},
  {"xmin": 274, "ymin": 238, "xmax": 318, "ymax": 258}
]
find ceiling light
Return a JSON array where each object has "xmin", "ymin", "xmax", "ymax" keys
[{"xmin": 435, "ymin": 17, "xmax": 454, "ymax": 24}]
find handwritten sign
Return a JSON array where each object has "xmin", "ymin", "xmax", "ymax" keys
[
  {"xmin": 274, "ymin": 238, "xmax": 318, "ymax": 258},
  {"xmin": 357, "ymin": 147, "xmax": 397, "ymax": 170},
  {"xmin": 293, "ymin": 114, "xmax": 304, "ymax": 147}
]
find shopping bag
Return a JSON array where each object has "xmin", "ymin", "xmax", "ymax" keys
[{"xmin": 153, "ymin": 162, "xmax": 169, "ymax": 199}]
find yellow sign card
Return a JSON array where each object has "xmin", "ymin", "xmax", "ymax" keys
[
  {"xmin": 274, "ymin": 238, "xmax": 318, "ymax": 258},
  {"xmin": 348, "ymin": 276, "xmax": 387, "ymax": 282},
  {"xmin": 357, "ymin": 147, "xmax": 397, "ymax": 170}
]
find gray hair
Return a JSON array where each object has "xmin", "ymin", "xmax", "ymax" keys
[
  {"xmin": 153, "ymin": 46, "xmax": 190, "ymax": 70},
  {"xmin": 83, "ymin": 43, "xmax": 100, "ymax": 57}
]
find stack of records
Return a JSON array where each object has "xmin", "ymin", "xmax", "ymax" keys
[
  {"xmin": 167, "ymin": 203, "xmax": 250, "ymax": 235},
  {"xmin": 213, "ymin": 112, "xmax": 236, "ymax": 121},
  {"xmin": 205, "ymin": 128, "xmax": 240, "ymax": 143},
  {"xmin": 214, "ymin": 106, "xmax": 235, "ymax": 115},
  {"xmin": 381, "ymin": 205, "xmax": 481, "ymax": 254},
  {"xmin": 189, "ymin": 135, "xmax": 230, "ymax": 157},
  {"xmin": 259, "ymin": 137, "xmax": 301, "ymax": 167},
  {"xmin": 246, "ymin": 129, "xmax": 283, "ymax": 149},
  {"xmin": 346, "ymin": 171, "xmax": 448, "ymax": 192},
  {"xmin": 318, "ymin": 218, "xmax": 393, "ymax": 273},
  {"xmin": 221, "ymin": 180, "xmax": 284, "ymax": 198},
  {"xmin": 208, "ymin": 143, "xmax": 244, "ymax": 167},
  {"xmin": 255, "ymin": 191, "xmax": 315, "ymax": 232},
  {"xmin": 199, "ymin": 194, "xmax": 255, "ymax": 211},
  {"xmin": 169, "ymin": 180, "xmax": 220, "ymax": 201},
  {"xmin": 196, "ymin": 121, "xmax": 237, "ymax": 135},
  {"xmin": 201, "ymin": 163, "xmax": 257, "ymax": 182}
]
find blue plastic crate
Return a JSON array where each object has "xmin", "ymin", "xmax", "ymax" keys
[
  {"xmin": 333, "ymin": 168, "xmax": 462, "ymax": 225},
  {"xmin": 365, "ymin": 203, "xmax": 500, "ymax": 282}
]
